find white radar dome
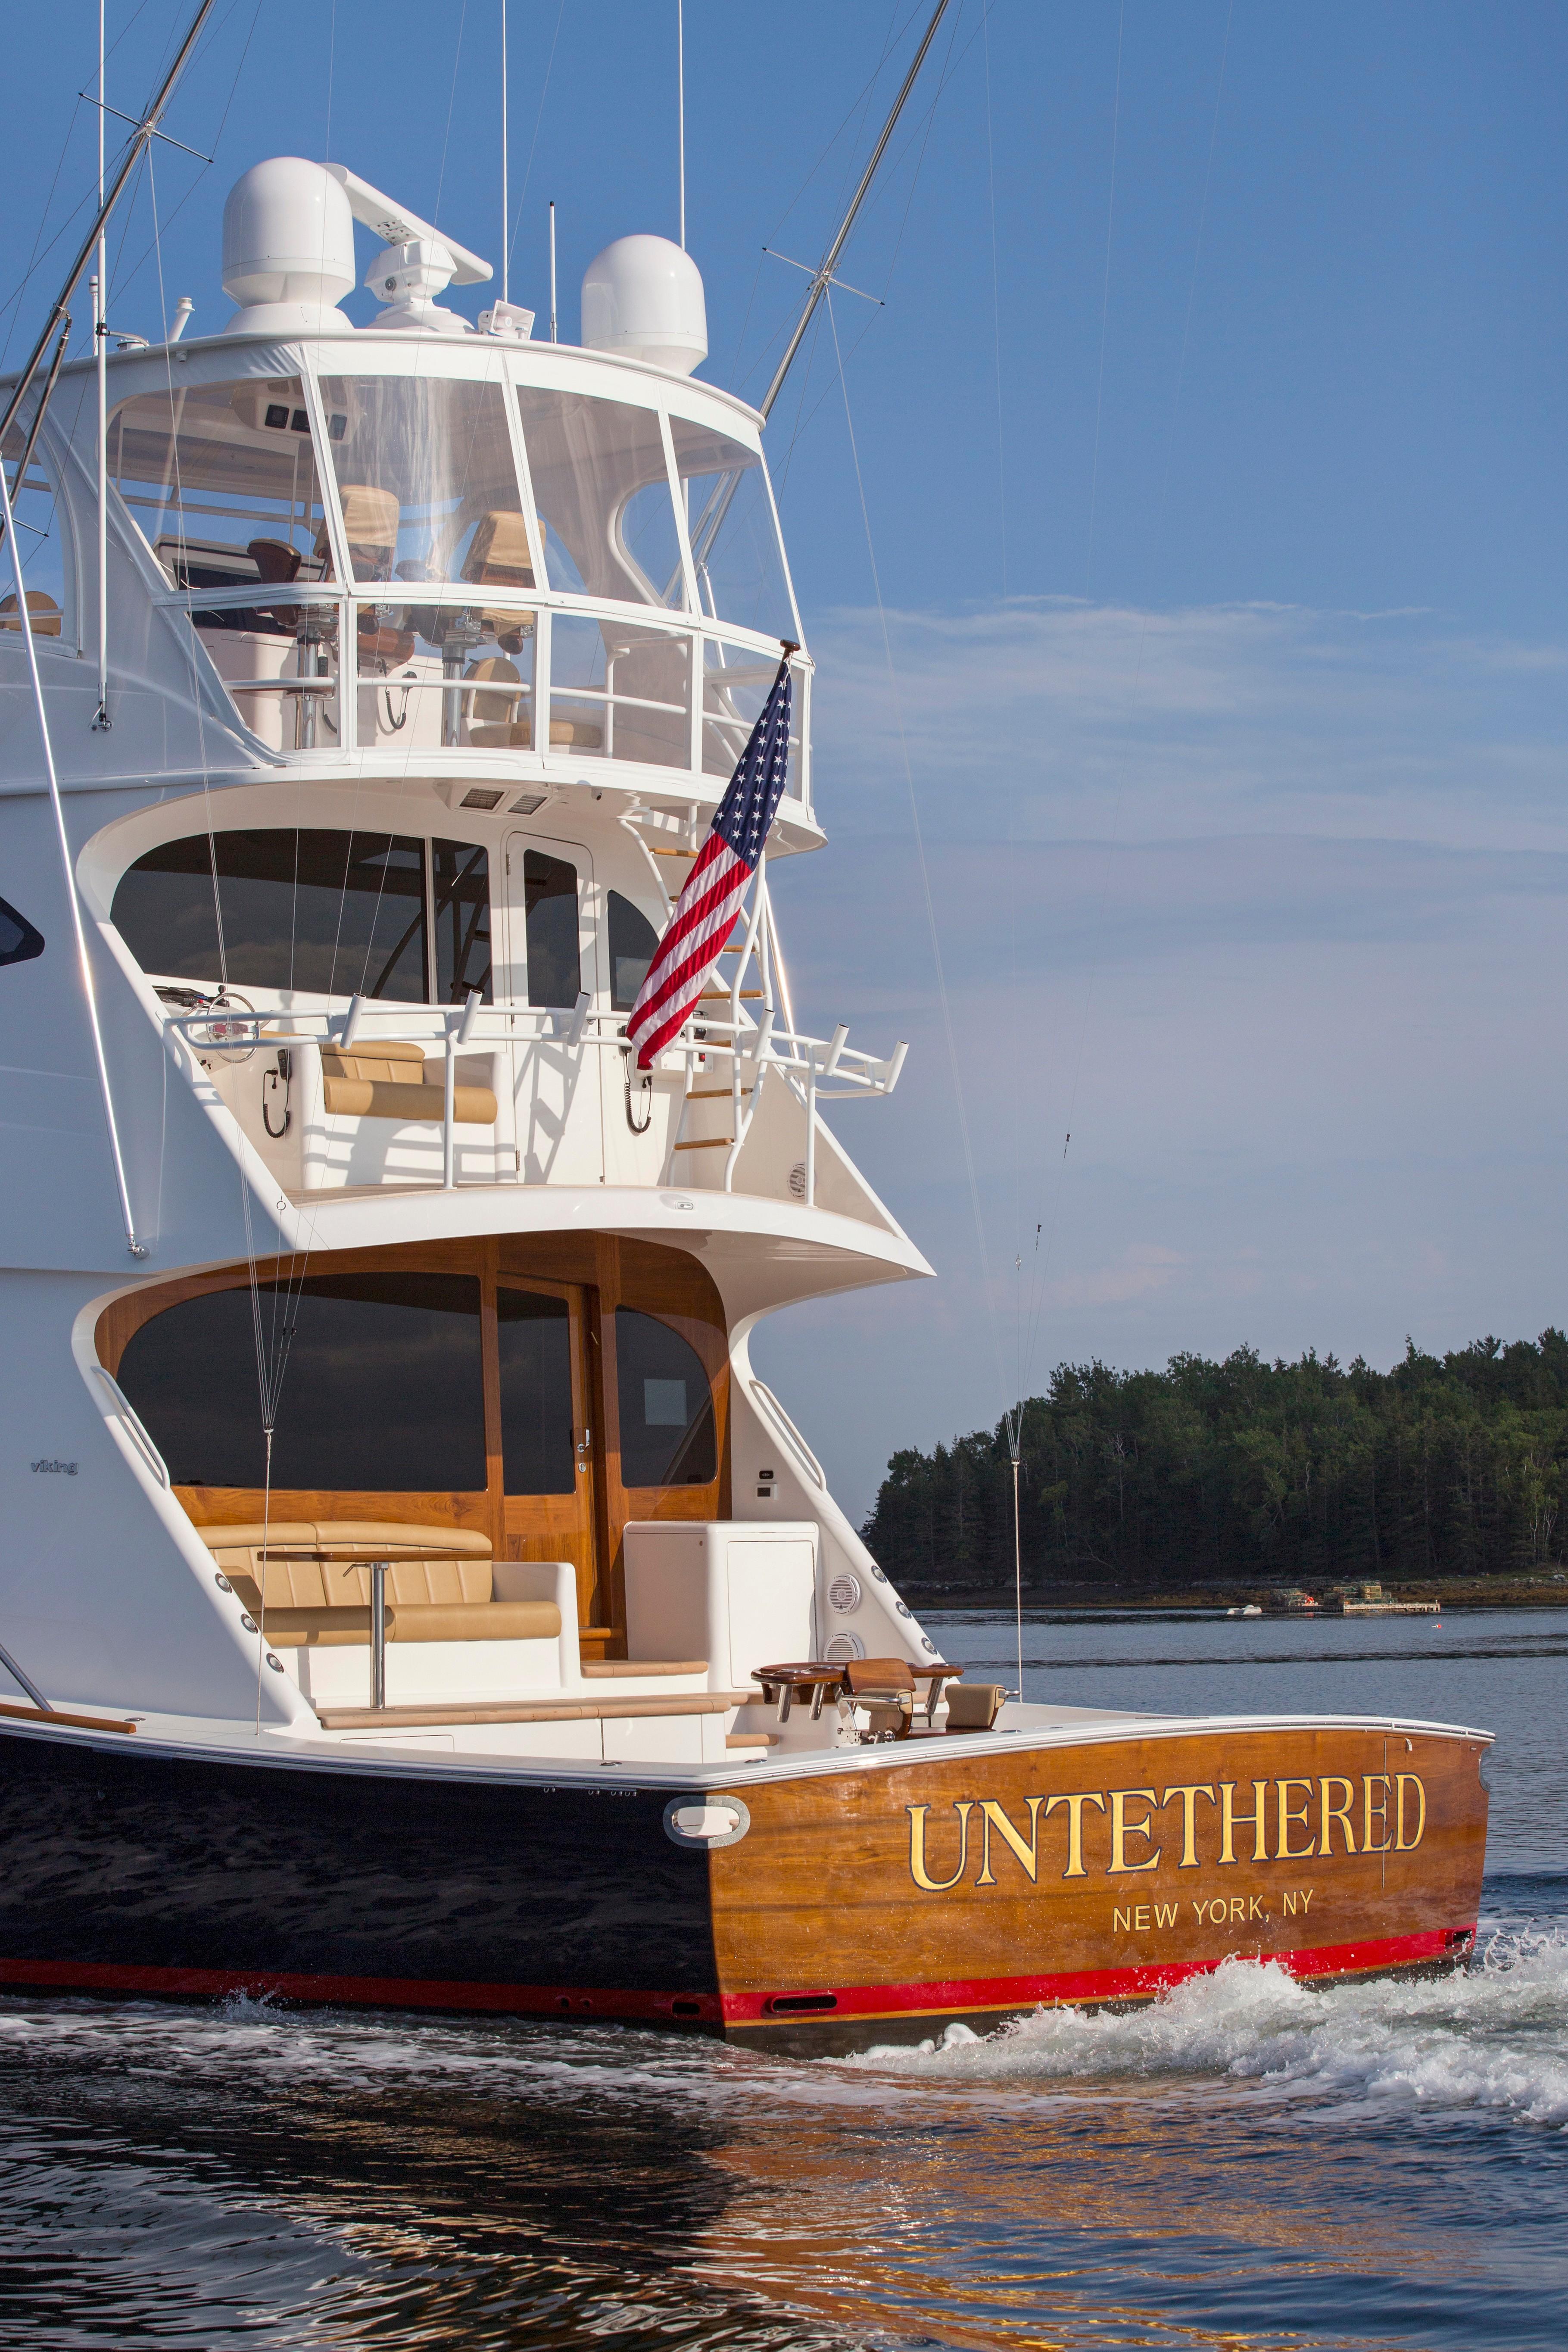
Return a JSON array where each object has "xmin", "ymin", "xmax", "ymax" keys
[
  {"xmin": 222, "ymin": 158, "xmax": 355, "ymax": 335},
  {"xmin": 580, "ymin": 236, "xmax": 707, "ymax": 375}
]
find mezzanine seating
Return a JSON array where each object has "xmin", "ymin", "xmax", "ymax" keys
[{"xmin": 317, "ymin": 1039, "xmax": 498, "ymax": 1124}]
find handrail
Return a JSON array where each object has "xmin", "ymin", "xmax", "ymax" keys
[
  {"xmin": 93, "ymin": 1366, "xmax": 171, "ymax": 1489},
  {"xmin": 162, "ymin": 995, "xmax": 905, "ymax": 1200},
  {"xmin": 158, "ymin": 584, "xmax": 811, "ymax": 778}
]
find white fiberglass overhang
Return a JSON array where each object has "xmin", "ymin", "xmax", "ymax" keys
[{"xmin": 24, "ymin": 330, "xmax": 817, "ymax": 841}]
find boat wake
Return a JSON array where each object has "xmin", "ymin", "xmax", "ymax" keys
[{"xmin": 853, "ymin": 1925, "xmax": 1568, "ymax": 2126}]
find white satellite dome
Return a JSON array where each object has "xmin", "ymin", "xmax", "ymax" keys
[
  {"xmin": 580, "ymin": 236, "xmax": 707, "ymax": 376},
  {"xmin": 221, "ymin": 158, "xmax": 356, "ymax": 335}
]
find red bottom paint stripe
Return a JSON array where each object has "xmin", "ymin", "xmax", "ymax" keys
[
  {"xmin": 0, "ymin": 1927, "xmax": 1473, "ymax": 2031},
  {"xmin": 0, "ymin": 1957, "xmax": 722, "ymax": 2024},
  {"xmin": 721, "ymin": 1924, "xmax": 1477, "ymax": 2027}
]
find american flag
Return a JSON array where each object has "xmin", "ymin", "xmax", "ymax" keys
[{"xmin": 627, "ymin": 650, "xmax": 795, "ymax": 1071}]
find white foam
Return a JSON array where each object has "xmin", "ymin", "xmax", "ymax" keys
[{"xmin": 851, "ymin": 1929, "xmax": 1568, "ymax": 2127}]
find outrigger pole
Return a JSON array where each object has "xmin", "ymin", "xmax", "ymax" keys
[
  {"xmin": 759, "ymin": 0, "xmax": 952, "ymax": 418},
  {"xmin": 0, "ymin": 0, "xmax": 216, "ymax": 450},
  {"xmin": 0, "ymin": 0, "xmax": 216, "ymax": 1261}
]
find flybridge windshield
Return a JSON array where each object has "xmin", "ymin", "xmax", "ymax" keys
[{"xmin": 106, "ymin": 368, "xmax": 794, "ymax": 637}]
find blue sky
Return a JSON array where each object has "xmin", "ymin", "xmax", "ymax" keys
[{"xmin": 6, "ymin": 4, "xmax": 1567, "ymax": 1517}]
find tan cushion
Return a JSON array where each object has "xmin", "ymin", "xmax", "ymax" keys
[
  {"xmin": 254, "ymin": 1600, "xmax": 560, "ymax": 1647},
  {"xmin": 945, "ymin": 1682, "xmax": 1004, "ymax": 1731},
  {"xmin": 319, "ymin": 1044, "xmax": 497, "ymax": 1124},
  {"xmin": 201, "ymin": 1521, "xmax": 493, "ymax": 1610},
  {"xmin": 463, "ymin": 510, "xmax": 535, "ymax": 588},
  {"xmin": 468, "ymin": 717, "xmax": 603, "ymax": 751}
]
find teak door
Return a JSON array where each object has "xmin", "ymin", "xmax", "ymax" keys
[{"xmin": 495, "ymin": 1277, "xmax": 602, "ymax": 1634}]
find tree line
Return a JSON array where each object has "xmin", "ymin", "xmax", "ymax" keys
[{"xmin": 862, "ymin": 1333, "xmax": 1568, "ymax": 1594}]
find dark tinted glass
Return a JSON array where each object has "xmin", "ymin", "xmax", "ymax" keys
[
  {"xmin": 524, "ymin": 849, "xmax": 580, "ymax": 1007},
  {"xmin": 433, "ymin": 839, "xmax": 492, "ymax": 1003},
  {"xmin": 117, "ymin": 1273, "xmax": 485, "ymax": 1491},
  {"xmin": 608, "ymin": 889, "xmax": 658, "ymax": 1011},
  {"xmin": 110, "ymin": 829, "xmax": 428, "ymax": 999},
  {"xmin": 0, "ymin": 895, "xmax": 43, "ymax": 968},
  {"xmin": 615, "ymin": 1307, "xmax": 716, "ymax": 1488},
  {"xmin": 497, "ymin": 1287, "xmax": 575, "ymax": 1494}
]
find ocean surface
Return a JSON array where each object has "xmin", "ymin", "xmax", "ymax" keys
[{"xmin": 1, "ymin": 1607, "xmax": 1563, "ymax": 2351}]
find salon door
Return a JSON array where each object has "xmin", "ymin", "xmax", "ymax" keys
[
  {"xmin": 496, "ymin": 1279, "xmax": 604, "ymax": 1638},
  {"xmin": 503, "ymin": 834, "xmax": 603, "ymax": 1185}
]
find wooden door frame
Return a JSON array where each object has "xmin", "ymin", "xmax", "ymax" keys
[{"xmin": 95, "ymin": 1231, "xmax": 732, "ymax": 1659}]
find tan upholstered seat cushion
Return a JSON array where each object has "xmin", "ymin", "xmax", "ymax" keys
[
  {"xmin": 255, "ymin": 1600, "xmax": 560, "ymax": 1647},
  {"xmin": 200, "ymin": 1520, "xmax": 559, "ymax": 1646},
  {"xmin": 319, "ymin": 1042, "xmax": 497, "ymax": 1124},
  {"xmin": 201, "ymin": 1521, "xmax": 494, "ymax": 1610}
]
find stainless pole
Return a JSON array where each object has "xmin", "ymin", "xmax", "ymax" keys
[
  {"xmin": 370, "ymin": 1561, "xmax": 387, "ymax": 1709},
  {"xmin": 0, "ymin": 0, "xmax": 217, "ymax": 451},
  {"xmin": 759, "ymin": 0, "xmax": 951, "ymax": 418}
]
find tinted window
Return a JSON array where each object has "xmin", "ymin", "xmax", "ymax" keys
[
  {"xmin": 615, "ymin": 1307, "xmax": 716, "ymax": 1488},
  {"xmin": 524, "ymin": 849, "xmax": 580, "ymax": 1007},
  {"xmin": 116, "ymin": 1273, "xmax": 485, "ymax": 1491},
  {"xmin": 433, "ymin": 839, "xmax": 492, "ymax": 1003},
  {"xmin": 111, "ymin": 829, "xmax": 427, "ymax": 999},
  {"xmin": 497, "ymin": 1287, "xmax": 575, "ymax": 1494},
  {"xmin": 0, "ymin": 896, "xmax": 43, "ymax": 968},
  {"xmin": 608, "ymin": 890, "xmax": 659, "ymax": 1011}
]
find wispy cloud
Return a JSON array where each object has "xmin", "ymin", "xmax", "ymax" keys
[{"xmin": 754, "ymin": 592, "xmax": 1568, "ymax": 1514}]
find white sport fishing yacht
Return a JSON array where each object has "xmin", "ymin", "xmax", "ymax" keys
[{"xmin": 0, "ymin": 19, "xmax": 1490, "ymax": 2050}]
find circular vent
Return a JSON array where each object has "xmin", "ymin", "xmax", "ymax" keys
[
  {"xmin": 788, "ymin": 1162, "xmax": 807, "ymax": 1198},
  {"xmin": 823, "ymin": 1632, "xmax": 865, "ymax": 1664},
  {"xmin": 827, "ymin": 1572, "xmax": 862, "ymax": 1614}
]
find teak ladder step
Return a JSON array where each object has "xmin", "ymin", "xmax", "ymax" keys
[
  {"xmin": 672, "ymin": 1136, "xmax": 734, "ymax": 1151},
  {"xmin": 685, "ymin": 1086, "xmax": 754, "ymax": 1101}
]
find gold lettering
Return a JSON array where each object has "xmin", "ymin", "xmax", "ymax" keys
[
  {"xmin": 1135, "ymin": 1904, "xmax": 1151, "ymax": 1930},
  {"xmin": 1362, "ymin": 1775, "xmax": 1392, "ymax": 1854},
  {"xmin": 1161, "ymin": 1783, "xmax": 1218, "ymax": 1868},
  {"xmin": 1282, "ymin": 1887, "xmax": 1314, "ymax": 1917},
  {"xmin": 1319, "ymin": 1776, "xmax": 1357, "ymax": 1856},
  {"xmin": 1229, "ymin": 1895, "xmax": 1246, "ymax": 1924},
  {"xmin": 907, "ymin": 1801, "xmax": 974, "ymax": 1892},
  {"xmin": 1275, "ymin": 1778, "xmax": 1315, "ymax": 1862},
  {"xmin": 974, "ymin": 1796, "xmax": 1045, "ymax": 1886},
  {"xmin": 1042, "ymin": 1791, "xmax": 1107, "ymax": 1879},
  {"xmin": 1155, "ymin": 1902, "xmax": 1178, "ymax": 1928},
  {"xmin": 1248, "ymin": 1894, "xmax": 1265, "ymax": 1921},
  {"xmin": 1219, "ymin": 1781, "xmax": 1269, "ymax": 1865},
  {"xmin": 1395, "ymin": 1773, "xmax": 1427, "ymax": 1851},
  {"xmin": 1191, "ymin": 1900, "xmax": 1206, "ymax": 1923},
  {"xmin": 1114, "ymin": 1906, "xmax": 1132, "ymax": 1931},
  {"xmin": 1108, "ymin": 1787, "xmax": 1162, "ymax": 1875}
]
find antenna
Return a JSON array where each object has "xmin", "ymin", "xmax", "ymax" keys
[
  {"xmin": 549, "ymin": 200, "xmax": 557, "ymax": 342},
  {"xmin": 500, "ymin": 0, "xmax": 509, "ymax": 305},
  {"xmin": 677, "ymin": 0, "xmax": 686, "ymax": 251}
]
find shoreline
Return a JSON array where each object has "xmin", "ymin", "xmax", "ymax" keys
[{"xmin": 906, "ymin": 1576, "xmax": 1568, "ymax": 1615}]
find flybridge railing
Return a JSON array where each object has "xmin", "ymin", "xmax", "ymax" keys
[
  {"xmin": 158, "ymin": 580, "xmax": 811, "ymax": 807},
  {"xmin": 159, "ymin": 989, "xmax": 904, "ymax": 1201}
]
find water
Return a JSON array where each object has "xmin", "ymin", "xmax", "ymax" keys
[{"xmin": 0, "ymin": 1610, "xmax": 1562, "ymax": 2351}]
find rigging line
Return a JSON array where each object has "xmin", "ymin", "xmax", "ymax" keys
[
  {"xmin": 508, "ymin": 0, "xmax": 565, "ymax": 277},
  {"xmin": 99, "ymin": 0, "xmax": 265, "ymax": 306},
  {"xmin": 1083, "ymin": 0, "xmax": 1125, "ymax": 600},
  {"xmin": 324, "ymin": 0, "xmax": 336, "ymax": 163},
  {"xmin": 1019, "ymin": 0, "xmax": 1234, "ymax": 1407},
  {"xmin": 433, "ymin": 0, "xmax": 469, "ymax": 237},
  {"xmin": 826, "ymin": 291, "xmax": 1011, "ymax": 1423}
]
